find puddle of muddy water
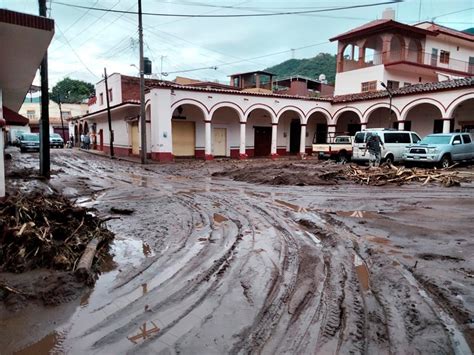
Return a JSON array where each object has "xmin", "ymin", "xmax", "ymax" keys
[
  {"xmin": 274, "ymin": 199, "xmax": 306, "ymax": 212},
  {"xmin": 337, "ymin": 210, "xmax": 378, "ymax": 218},
  {"xmin": 213, "ymin": 213, "xmax": 228, "ymax": 223},
  {"xmin": 354, "ymin": 254, "xmax": 370, "ymax": 291},
  {"xmin": 14, "ymin": 330, "xmax": 65, "ymax": 355}
]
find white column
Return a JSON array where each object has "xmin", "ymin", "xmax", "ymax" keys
[
  {"xmin": 151, "ymin": 89, "xmax": 173, "ymax": 161},
  {"xmin": 204, "ymin": 119, "xmax": 213, "ymax": 160},
  {"xmin": 299, "ymin": 124, "xmax": 307, "ymax": 157},
  {"xmin": 271, "ymin": 123, "xmax": 278, "ymax": 156},
  {"xmin": 239, "ymin": 122, "xmax": 247, "ymax": 158},
  {"xmin": 398, "ymin": 121, "xmax": 405, "ymax": 131},
  {"xmin": 361, "ymin": 123, "xmax": 367, "ymax": 131},
  {"xmin": 327, "ymin": 125, "xmax": 336, "ymax": 143},
  {"xmin": 442, "ymin": 118, "xmax": 452, "ymax": 133}
]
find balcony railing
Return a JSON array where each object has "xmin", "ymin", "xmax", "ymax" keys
[{"xmin": 342, "ymin": 49, "xmax": 474, "ymax": 75}]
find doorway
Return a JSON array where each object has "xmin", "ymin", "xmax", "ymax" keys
[
  {"xmin": 172, "ymin": 121, "xmax": 196, "ymax": 156},
  {"xmin": 315, "ymin": 124, "xmax": 328, "ymax": 143},
  {"xmin": 254, "ymin": 126, "xmax": 272, "ymax": 156},
  {"xmin": 212, "ymin": 128, "xmax": 227, "ymax": 157},
  {"xmin": 289, "ymin": 119, "xmax": 301, "ymax": 154},
  {"xmin": 131, "ymin": 122, "xmax": 139, "ymax": 155}
]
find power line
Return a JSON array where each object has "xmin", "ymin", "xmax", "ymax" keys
[
  {"xmin": 55, "ymin": 24, "xmax": 99, "ymax": 79},
  {"xmin": 53, "ymin": 1, "xmax": 402, "ymax": 18}
]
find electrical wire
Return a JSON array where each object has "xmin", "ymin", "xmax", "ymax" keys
[{"xmin": 53, "ymin": 0, "xmax": 403, "ymax": 18}]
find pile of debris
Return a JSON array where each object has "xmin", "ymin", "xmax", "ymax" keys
[
  {"xmin": 0, "ymin": 192, "xmax": 114, "ymax": 275},
  {"xmin": 345, "ymin": 164, "xmax": 465, "ymax": 187}
]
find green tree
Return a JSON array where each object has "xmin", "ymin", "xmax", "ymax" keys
[
  {"xmin": 51, "ymin": 77, "xmax": 95, "ymax": 103},
  {"xmin": 265, "ymin": 53, "xmax": 337, "ymax": 84}
]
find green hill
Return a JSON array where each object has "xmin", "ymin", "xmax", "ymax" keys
[{"xmin": 265, "ymin": 53, "xmax": 337, "ymax": 84}]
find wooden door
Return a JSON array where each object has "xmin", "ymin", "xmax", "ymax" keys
[
  {"xmin": 212, "ymin": 128, "xmax": 227, "ymax": 156},
  {"xmin": 254, "ymin": 126, "xmax": 272, "ymax": 156},
  {"xmin": 99, "ymin": 129, "xmax": 103, "ymax": 151},
  {"xmin": 289, "ymin": 119, "xmax": 301, "ymax": 154},
  {"xmin": 172, "ymin": 121, "xmax": 195, "ymax": 156},
  {"xmin": 131, "ymin": 122, "xmax": 139, "ymax": 155}
]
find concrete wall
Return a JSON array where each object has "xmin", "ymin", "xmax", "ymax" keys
[
  {"xmin": 334, "ymin": 65, "xmax": 385, "ymax": 95},
  {"xmin": 89, "ymin": 73, "xmax": 123, "ymax": 113},
  {"xmin": 424, "ymin": 36, "xmax": 474, "ymax": 73}
]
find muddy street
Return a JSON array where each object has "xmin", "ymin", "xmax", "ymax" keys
[{"xmin": 1, "ymin": 149, "xmax": 474, "ymax": 354}]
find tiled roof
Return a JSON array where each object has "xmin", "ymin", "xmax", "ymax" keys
[
  {"xmin": 330, "ymin": 19, "xmax": 433, "ymax": 42},
  {"xmin": 332, "ymin": 78, "xmax": 474, "ymax": 103},
  {"xmin": 0, "ymin": 9, "xmax": 54, "ymax": 31},
  {"xmin": 146, "ymin": 81, "xmax": 332, "ymax": 101},
  {"xmin": 424, "ymin": 23, "xmax": 474, "ymax": 42}
]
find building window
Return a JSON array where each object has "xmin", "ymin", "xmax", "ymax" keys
[
  {"xmin": 361, "ymin": 80, "xmax": 377, "ymax": 92},
  {"xmin": 61, "ymin": 111, "xmax": 71, "ymax": 119},
  {"xmin": 108, "ymin": 88, "xmax": 113, "ymax": 102},
  {"xmin": 26, "ymin": 110, "xmax": 35, "ymax": 119},
  {"xmin": 440, "ymin": 50, "xmax": 450, "ymax": 64},
  {"xmin": 387, "ymin": 80, "xmax": 399, "ymax": 90},
  {"xmin": 99, "ymin": 93, "xmax": 104, "ymax": 105}
]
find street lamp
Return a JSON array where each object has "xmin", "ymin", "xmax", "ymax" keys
[{"xmin": 380, "ymin": 81, "xmax": 393, "ymax": 129}]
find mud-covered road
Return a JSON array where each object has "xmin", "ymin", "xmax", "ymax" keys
[{"xmin": 2, "ymin": 149, "xmax": 474, "ymax": 354}]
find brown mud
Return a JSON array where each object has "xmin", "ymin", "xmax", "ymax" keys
[{"xmin": 1, "ymin": 148, "xmax": 473, "ymax": 354}]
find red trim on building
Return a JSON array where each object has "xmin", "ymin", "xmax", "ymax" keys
[
  {"xmin": 0, "ymin": 9, "xmax": 54, "ymax": 31},
  {"xmin": 150, "ymin": 152, "xmax": 173, "ymax": 162},
  {"xmin": 276, "ymin": 148, "xmax": 287, "ymax": 156},
  {"xmin": 103, "ymin": 145, "xmax": 132, "ymax": 157},
  {"xmin": 2, "ymin": 106, "xmax": 28, "ymax": 126},
  {"xmin": 246, "ymin": 148, "xmax": 255, "ymax": 157},
  {"xmin": 194, "ymin": 149, "xmax": 205, "ymax": 159},
  {"xmin": 385, "ymin": 61, "xmax": 472, "ymax": 77}
]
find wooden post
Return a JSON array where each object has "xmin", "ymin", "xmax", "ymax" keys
[
  {"xmin": 104, "ymin": 68, "xmax": 114, "ymax": 158},
  {"xmin": 39, "ymin": 0, "xmax": 50, "ymax": 178}
]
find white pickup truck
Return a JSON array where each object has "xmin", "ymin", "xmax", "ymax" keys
[{"xmin": 312, "ymin": 136, "xmax": 353, "ymax": 163}]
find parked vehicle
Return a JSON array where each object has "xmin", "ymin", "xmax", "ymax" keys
[
  {"xmin": 19, "ymin": 133, "xmax": 40, "ymax": 152},
  {"xmin": 403, "ymin": 133, "xmax": 474, "ymax": 168},
  {"xmin": 352, "ymin": 129, "xmax": 421, "ymax": 165},
  {"xmin": 50, "ymin": 133, "xmax": 64, "ymax": 148},
  {"xmin": 313, "ymin": 135, "xmax": 353, "ymax": 163}
]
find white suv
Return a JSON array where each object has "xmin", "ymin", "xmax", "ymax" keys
[{"xmin": 352, "ymin": 129, "xmax": 422, "ymax": 164}]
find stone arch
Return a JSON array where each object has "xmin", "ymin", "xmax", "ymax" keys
[
  {"xmin": 277, "ymin": 108, "xmax": 305, "ymax": 155},
  {"xmin": 401, "ymin": 98, "xmax": 446, "ymax": 121},
  {"xmin": 209, "ymin": 102, "xmax": 244, "ymax": 122},
  {"xmin": 402, "ymin": 100, "xmax": 445, "ymax": 137},
  {"xmin": 171, "ymin": 99, "xmax": 209, "ymax": 119},
  {"xmin": 306, "ymin": 109, "xmax": 331, "ymax": 145},
  {"xmin": 244, "ymin": 104, "xmax": 276, "ymax": 123},
  {"xmin": 362, "ymin": 35, "xmax": 384, "ymax": 65},
  {"xmin": 389, "ymin": 35, "xmax": 405, "ymax": 62},
  {"xmin": 277, "ymin": 106, "xmax": 305, "ymax": 123},
  {"xmin": 446, "ymin": 93, "xmax": 474, "ymax": 132},
  {"xmin": 363, "ymin": 103, "xmax": 401, "ymax": 124},
  {"xmin": 407, "ymin": 38, "xmax": 422, "ymax": 63},
  {"xmin": 210, "ymin": 105, "xmax": 242, "ymax": 158},
  {"xmin": 334, "ymin": 108, "xmax": 362, "ymax": 136}
]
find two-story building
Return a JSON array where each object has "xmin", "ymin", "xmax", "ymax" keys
[
  {"xmin": 74, "ymin": 9, "xmax": 473, "ymax": 162},
  {"xmin": 332, "ymin": 8, "xmax": 474, "ymax": 95}
]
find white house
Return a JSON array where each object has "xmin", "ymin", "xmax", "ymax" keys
[{"xmin": 75, "ymin": 11, "xmax": 474, "ymax": 162}]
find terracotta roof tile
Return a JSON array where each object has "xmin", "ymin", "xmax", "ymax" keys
[
  {"xmin": 3, "ymin": 106, "xmax": 28, "ymax": 126},
  {"xmin": 424, "ymin": 23, "xmax": 474, "ymax": 42},
  {"xmin": 331, "ymin": 78, "xmax": 474, "ymax": 103}
]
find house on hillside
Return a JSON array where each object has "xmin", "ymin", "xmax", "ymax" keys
[{"xmin": 74, "ymin": 8, "xmax": 474, "ymax": 162}]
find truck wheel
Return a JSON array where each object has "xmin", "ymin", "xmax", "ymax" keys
[
  {"xmin": 20, "ymin": 147, "xmax": 25, "ymax": 153},
  {"xmin": 337, "ymin": 153, "xmax": 348, "ymax": 164},
  {"xmin": 440, "ymin": 154, "xmax": 452, "ymax": 169},
  {"xmin": 384, "ymin": 154, "xmax": 394, "ymax": 165}
]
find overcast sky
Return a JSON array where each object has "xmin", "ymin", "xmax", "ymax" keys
[{"xmin": 2, "ymin": 0, "xmax": 473, "ymax": 87}]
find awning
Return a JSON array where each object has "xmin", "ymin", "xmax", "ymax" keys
[{"xmin": 2, "ymin": 106, "xmax": 28, "ymax": 126}]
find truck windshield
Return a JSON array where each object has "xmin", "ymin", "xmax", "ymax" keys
[
  {"xmin": 22, "ymin": 134, "xmax": 39, "ymax": 142},
  {"xmin": 419, "ymin": 135, "xmax": 451, "ymax": 145}
]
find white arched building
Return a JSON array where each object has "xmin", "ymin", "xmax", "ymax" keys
[{"xmin": 74, "ymin": 75, "xmax": 473, "ymax": 161}]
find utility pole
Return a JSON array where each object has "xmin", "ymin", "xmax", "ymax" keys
[
  {"xmin": 57, "ymin": 95, "xmax": 66, "ymax": 142},
  {"xmin": 39, "ymin": 0, "xmax": 50, "ymax": 177},
  {"xmin": 138, "ymin": 0, "xmax": 147, "ymax": 164},
  {"xmin": 104, "ymin": 68, "xmax": 114, "ymax": 158}
]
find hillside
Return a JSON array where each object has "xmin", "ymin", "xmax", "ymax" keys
[{"xmin": 265, "ymin": 53, "xmax": 337, "ymax": 84}]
